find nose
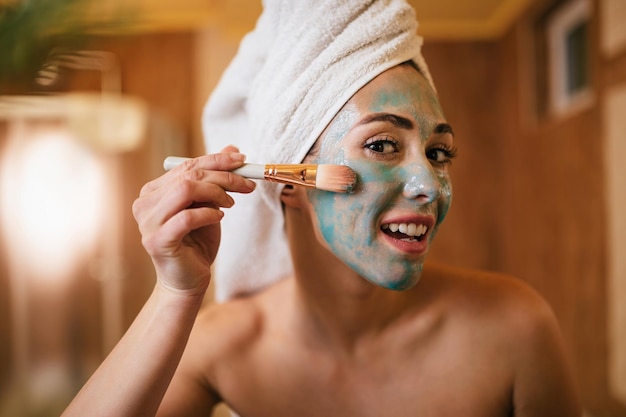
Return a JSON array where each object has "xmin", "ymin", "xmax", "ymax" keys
[{"xmin": 401, "ymin": 164, "xmax": 441, "ymax": 203}]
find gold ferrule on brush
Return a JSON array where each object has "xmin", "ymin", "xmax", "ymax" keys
[{"xmin": 264, "ymin": 164, "xmax": 318, "ymax": 188}]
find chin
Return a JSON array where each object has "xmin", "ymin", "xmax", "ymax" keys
[
  {"xmin": 375, "ymin": 276, "xmax": 421, "ymax": 291},
  {"xmin": 342, "ymin": 252, "xmax": 426, "ymax": 290},
  {"xmin": 358, "ymin": 266, "xmax": 424, "ymax": 291}
]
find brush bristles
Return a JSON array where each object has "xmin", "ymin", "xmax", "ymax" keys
[{"xmin": 315, "ymin": 165, "xmax": 357, "ymax": 193}]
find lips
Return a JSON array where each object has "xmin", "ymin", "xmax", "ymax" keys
[{"xmin": 379, "ymin": 215, "xmax": 435, "ymax": 254}]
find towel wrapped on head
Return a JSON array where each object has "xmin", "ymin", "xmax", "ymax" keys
[{"xmin": 203, "ymin": 0, "xmax": 435, "ymax": 302}]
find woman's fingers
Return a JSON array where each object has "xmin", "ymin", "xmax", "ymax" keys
[
  {"xmin": 142, "ymin": 205, "xmax": 223, "ymax": 256},
  {"xmin": 135, "ymin": 176, "xmax": 253, "ymax": 236},
  {"xmin": 133, "ymin": 153, "xmax": 256, "ymax": 239},
  {"xmin": 146, "ymin": 178, "xmax": 237, "ymax": 228}
]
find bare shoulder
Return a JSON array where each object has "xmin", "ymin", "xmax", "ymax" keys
[
  {"xmin": 421, "ymin": 263, "xmax": 580, "ymax": 415},
  {"xmin": 423, "ymin": 261, "xmax": 556, "ymax": 326},
  {"xmin": 420, "ymin": 261, "xmax": 568, "ymax": 362},
  {"xmin": 187, "ymin": 293, "xmax": 267, "ymax": 370}
]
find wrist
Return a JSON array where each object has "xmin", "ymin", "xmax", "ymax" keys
[
  {"xmin": 153, "ymin": 277, "xmax": 210, "ymax": 305},
  {"xmin": 152, "ymin": 263, "xmax": 212, "ymax": 297}
]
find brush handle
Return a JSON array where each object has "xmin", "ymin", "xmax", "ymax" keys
[
  {"xmin": 163, "ymin": 156, "xmax": 190, "ymax": 171},
  {"xmin": 232, "ymin": 164, "xmax": 265, "ymax": 179},
  {"xmin": 163, "ymin": 156, "xmax": 265, "ymax": 179}
]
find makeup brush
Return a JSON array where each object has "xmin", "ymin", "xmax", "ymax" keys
[{"xmin": 163, "ymin": 156, "xmax": 357, "ymax": 193}]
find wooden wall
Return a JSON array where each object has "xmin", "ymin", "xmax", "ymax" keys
[
  {"xmin": 0, "ymin": 33, "xmax": 196, "ymax": 415},
  {"xmin": 426, "ymin": 1, "xmax": 626, "ymax": 414}
]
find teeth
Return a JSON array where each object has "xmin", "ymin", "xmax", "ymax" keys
[{"xmin": 382, "ymin": 222, "xmax": 428, "ymax": 237}]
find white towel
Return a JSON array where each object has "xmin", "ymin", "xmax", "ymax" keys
[{"xmin": 203, "ymin": 0, "xmax": 435, "ymax": 302}]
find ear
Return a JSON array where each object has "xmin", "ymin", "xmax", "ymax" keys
[{"xmin": 280, "ymin": 185, "xmax": 309, "ymax": 209}]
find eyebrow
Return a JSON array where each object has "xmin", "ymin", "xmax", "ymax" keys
[
  {"xmin": 356, "ymin": 112, "xmax": 454, "ymax": 137},
  {"xmin": 433, "ymin": 122, "xmax": 454, "ymax": 136},
  {"xmin": 357, "ymin": 113, "xmax": 414, "ymax": 129}
]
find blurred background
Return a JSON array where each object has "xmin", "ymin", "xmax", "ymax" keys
[{"xmin": 0, "ymin": 0, "xmax": 624, "ymax": 416}]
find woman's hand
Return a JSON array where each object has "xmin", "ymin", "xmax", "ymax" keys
[{"xmin": 132, "ymin": 147, "xmax": 256, "ymax": 296}]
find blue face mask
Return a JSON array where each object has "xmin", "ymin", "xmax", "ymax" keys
[{"xmin": 305, "ymin": 65, "xmax": 454, "ymax": 290}]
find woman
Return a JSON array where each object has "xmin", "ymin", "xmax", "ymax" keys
[{"xmin": 62, "ymin": 1, "xmax": 580, "ymax": 416}]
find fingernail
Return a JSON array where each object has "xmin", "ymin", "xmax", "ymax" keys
[{"xmin": 229, "ymin": 153, "xmax": 246, "ymax": 162}]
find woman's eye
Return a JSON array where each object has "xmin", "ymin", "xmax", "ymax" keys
[
  {"xmin": 365, "ymin": 137, "xmax": 399, "ymax": 155},
  {"xmin": 426, "ymin": 146, "xmax": 458, "ymax": 164}
]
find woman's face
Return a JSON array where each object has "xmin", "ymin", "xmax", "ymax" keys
[{"xmin": 305, "ymin": 64, "xmax": 455, "ymax": 290}]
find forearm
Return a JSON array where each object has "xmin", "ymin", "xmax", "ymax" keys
[
  {"xmin": 62, "ymin": 283, "xmax": 206, "ymax": 417},
  {"xmin": 64, "ymin": 151, "xmax": 254, "ymax": 416}
]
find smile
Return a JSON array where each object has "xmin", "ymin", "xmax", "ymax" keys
[{"xmin": 381, "ymin": 222, "xmax": 428, "ymax": 241}]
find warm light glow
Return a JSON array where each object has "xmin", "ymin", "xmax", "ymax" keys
[{"xmin": 1, "ymin": 124, "xmax": 106, "ymax": 284}]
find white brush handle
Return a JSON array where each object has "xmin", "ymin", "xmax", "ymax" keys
[
  {"xmin": 163, "ymin": 156, "xmax": 265, "ymax": 179},
  {"xmin": 232, "ymin": 164, "xmax": 264, "ymax": 179},
  {"xmin": 163, "ymin": 156, "xmax": 190, "ymax": 171}
]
